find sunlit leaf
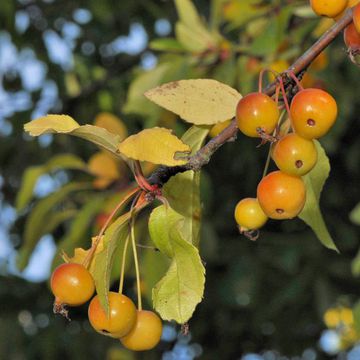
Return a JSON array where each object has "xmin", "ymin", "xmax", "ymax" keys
[
  {"xmin": 299, "ymin": 141, "xmax": 338, "ymax": 251},
  {"xmin": 24, "ymin": 116, "xmax": 122, "ymax": 154},
  {"xmin": 174, "ymin": 0, "xmax": 217, "ymax": 52},
  {"xmin": 16, "ymin": 154, "xmax": 87, "ymax": 212},
  {"xmin": 24, "ymin": 114, "xmax": 79, "ymax": 136},
  {"xmin": 149, "ymin": 205, "xmax": 205, "ymax": 323},
  {"xmin": 145, "ymin": 79, "xmax": 241, "ymax": 125},
  {"xmin": 118, "ymin": 127, "xmax": 191, "ymax": 166}
]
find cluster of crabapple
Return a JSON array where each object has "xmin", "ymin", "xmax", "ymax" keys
[
  {"xmin": 50, "ymin": 262, "xmax": 162, "ymax": 351},
  {"xmin": 233, "ymin": 80, "xmax": 338, "ymax": 235}
]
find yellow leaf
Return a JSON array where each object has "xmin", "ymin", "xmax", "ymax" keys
[
  {"xmin": 118, "ymin": 127, "xmax": 191, "ymax": 166},
  {"xmin": 88, "ymin": 152, "xmax": 122, "ymax": 189},
  {"xmin": 145, "ymin": 79, "xmax": 242, "ymax": 125},
  {"xmin": 24, "ymin": 114, "xmax": 80, "ymax": 136},
  {"xmin": 62, "ymin": 236, "xmax": 105, "ymax": 275},
  {"xmin": 94, "ymin": 112, "xmax": 128, "ymax": 141}
]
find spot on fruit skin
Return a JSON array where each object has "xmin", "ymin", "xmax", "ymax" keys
[
  {"xmin": 307, "ymin": 119, "xmax": 316, "ymax": 126},
  {"xmin": 295, "ymin": 160, "xmax": 303, "ymax": 168}
]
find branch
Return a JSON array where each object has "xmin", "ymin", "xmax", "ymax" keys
[{"xmin": 148, "ymin": 9, "xmax": 354, "ymax": 186}]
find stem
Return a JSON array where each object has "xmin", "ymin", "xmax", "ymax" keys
[
  {"xmin": 133, "ymin": 160, "xmax": 154, "ymax": 192},
  {"xmin": 130, "ymin": 213, "xmax": 142, "ymax": 311},
  {"xmin": 147, "ymin": 9, "xmax": 354, "ymax": 187},
  {"xmin": 118, "ymin": 235, "xmax": 130, "ymax": 294},
  {"xmin": 261, "ymin": 110, "xmax": 287, "ymax": 178},
  {"xmin": 82, "ymin": 186, "xmax": 140, "ymax": 268}
]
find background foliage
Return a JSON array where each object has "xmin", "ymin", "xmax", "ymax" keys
[{"xmin": 1, "ymin": 0, "xmax": 360, "ymax": 359}]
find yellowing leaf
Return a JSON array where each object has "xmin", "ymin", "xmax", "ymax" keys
[
  {"xmin": 62, "ymin": 236, "xmax": 106, "ymax": 275},
  {"xmin": 24, "ymin": 115, "xmax": 122, "ymax": 155},
  {"xmin": 88, "ymin": 152, "xmax": 121, "ymax": 189},
  {"xmin": 118, "ymin": 127, "xmax": 191, "ymax": 166},
  {"xmin": 145, "ymin": 79, "xmax": 242, "ymax": 125},
  {"xmin": 24, "ymin": 114, "xmax": 79, "ymax": 135},
  {"xmin": 94, "ymin": 112, "xmax": 128, "ymax": 141}
]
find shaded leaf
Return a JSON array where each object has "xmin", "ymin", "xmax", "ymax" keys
[
  {"xmin": 118, "ymin": 127, "xmax": 191, "ymax": 166},
  {"xmin": 299, "ymin": 141, "xmax": 338, "ymax": 251},
  {"xmin": 149, "ymin": 205, "xmax": 205, "ymax": 324},
  {"xmin": 350, "ymin": 203, "xmax": 360, "ymax": 225},
  {"xmin": 93, "ymin": 212, "xmax": 131, "ymax": 314},
  {"xmin": 51, "ymin": 197, "xmax": 105, "ymax": 271},
  {"xmin": 163, "ymin": 126, "xmax": 209, "ymax": 246},
  {"xmin": 16, "ymin": 154, "xmax": 87, "ymax": 211},
  {"xmin": 149, "ymin": 38, "xmax": 185, "ymax": 52},
  {"xmin": 17, "ymin": 182, "xmax": 90, "ymax": 270},
  {"xmin": 145, "ymin": 79, "xmax": 241, "ymax": 125}
]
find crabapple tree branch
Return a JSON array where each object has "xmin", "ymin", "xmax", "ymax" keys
[{"xmin": 148, "ymin": 8, "xmax": 354, "ymax": 187}]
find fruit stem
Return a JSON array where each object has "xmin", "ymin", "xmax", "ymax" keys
[
  {"xmin": 118, "ymin": 234, "xmax": 130, "ymax": 295},
  {"xmin": 133, "ymin": 160, "xmax": 155, "ymax": 192},
  {"xmin": 277, "ymin": 76, "xmax": 292, "ymax": 123},
  {"xmin": 83, "ymin": 186, "xmax": 140, "ymax": 269},
  {"xmin": 261, "ymin": 110, "xmax": 286, "ymax": 179},
  {"xmin": 286, "ymin": 70, "xmax": 304, "ymax": 91},
  {"xmin": 130, "ymin": 212, "xmax": 142, "ymax": 311}
]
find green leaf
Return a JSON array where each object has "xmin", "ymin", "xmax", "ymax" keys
[
  {"xmin": 174, "ymin": 0, "xmax": 216, "ymax": 52},
  {"xmin": 299, "ymin": 141, "xmax": 338, "ymax": 251},
  {"xmin": 149, "ymin": 38, "xmax": 185, "ymax": 52},
  {"xmin": 149, "ymin": 205, "xmax": 205, "ymax": 324},
  {"xmin": 92, "ymin": 212, "xmax": 131, "ymax": 314},
  {"xmin": 123, "ymin": 64, "xmax": 170, "ymax": 119},
  {"xmin": 163, "ymin": 126, "xmax": 209, "ymax": 246},
  {"xmin": 145, "ymin": 79, "xmax": 242, "ymax": 125},
  {"xmin": 350, "ymin": 203, "xmax": 360, "ymax": 225},
  {"xmin": 249, "ymin": 6, "xmax": 293, "ymax": 56},
  {"xmin": 24, "ymin": 116, "xmax": 122, "ymax": 155},
  {"xmin": 17, "ymin": 182, "xmax": 90, "ymax": 270},
  {"xmin": 43, "ymin": 209, "xmax": 78, "ymax": 235},
  {"xmin": 353, "ymin": 301, "xmax": 360, "ymax": 334},
  {"xmin": 51, "ymin": 197, "xmax": 105, "ymax": 271},
  {"xmin": 16, "ymin": 154, "xmax": 87, "ymax": 211},
  {"xmin": 72, "ymin": 125, "xmax": 121, "ymax": 154},
  {"xmin": 352, "ymin": 250, "xmax": 360, "ymax": 276}
]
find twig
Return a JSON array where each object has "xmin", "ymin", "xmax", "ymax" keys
[{"xmin": 148, "ymin": 9, "xmax": 354, "ymax": 187}]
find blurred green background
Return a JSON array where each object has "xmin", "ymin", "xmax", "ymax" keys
[{"xmin": 1, "ymin": 0, "xmax": 360, "ymax": 359}]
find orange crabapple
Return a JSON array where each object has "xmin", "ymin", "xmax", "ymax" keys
[
  {"xmin": 236, "ymin": 92, "xmax": 279, "ymax": 138},
  {"xmin": 290, "ymin": 88, "xmax": 338, "ymax": 139},
  {"xmin": 272, "ymin": 133, "xmax": 318, "ymax": 176},
  {"xmin": 310, "ymin": 0, "xmax": 348, "ymax": 18},
  {"xmin": 51, "ymin": 262, "xmax": 95, "ymax": 307},
  {"xmin": 344, "ymin": 22, "xmax": 360, "ymax": 48},
  {"xmin": 88, "ymin": 292, "xmax": 137, "ymax": 338},
  {"xmin": 257, "ymin": 171, "xmax": 306, "ymax": 220},
  {"xmin": 234, "ymin": 198, "xmax": 268, "ymax": 231},
  {"xmin": 120, "ymin": 310, "xmax": 163, "ymax": 351}
]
